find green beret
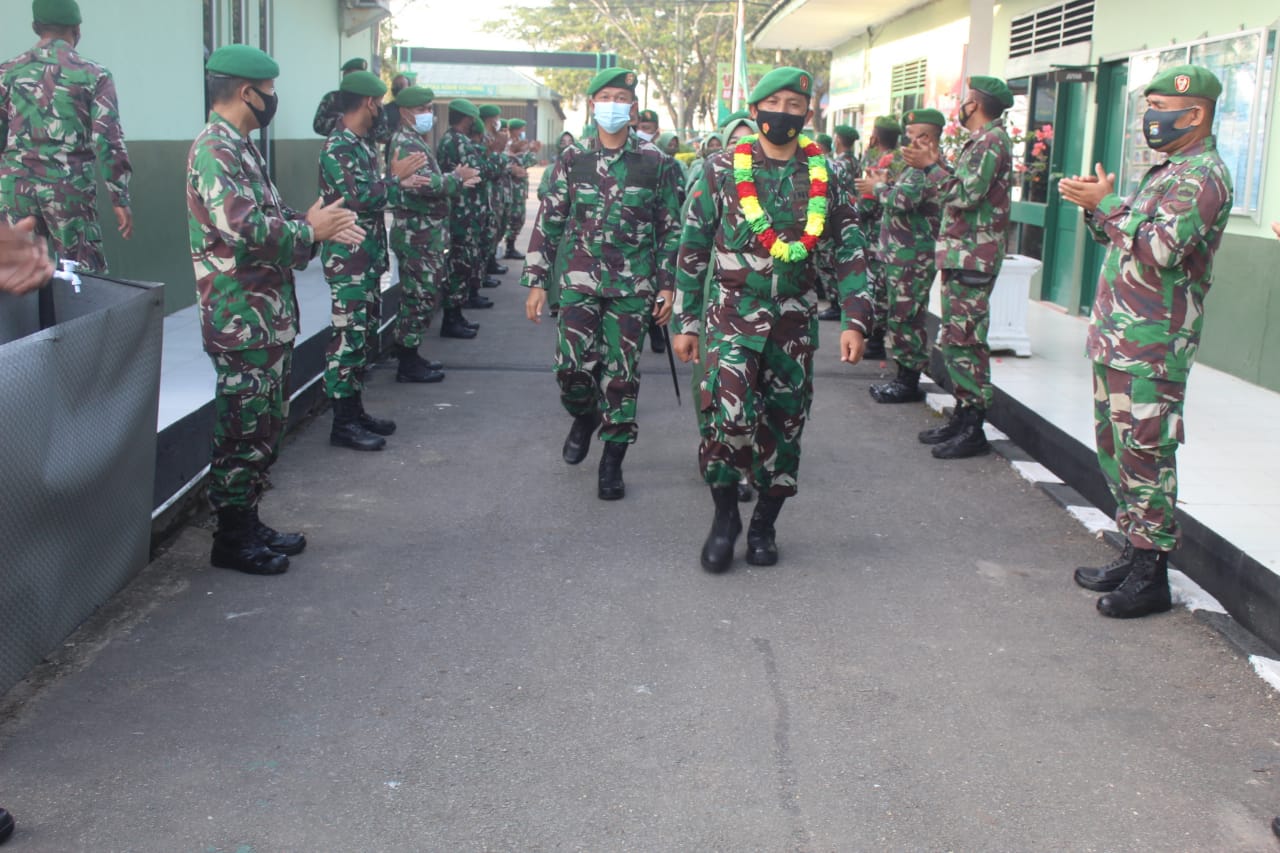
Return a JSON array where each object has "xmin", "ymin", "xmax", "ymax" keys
[
  {"xmin": 508, "ymin": 118, "xmax": 527, "ymax": 130},
  {"xmin": 478, "ymin": 105, "xmax": 502, "ymax": 119},
  {"xmin": 638, "ymin": 109, "xmax": 659, "ymax": 124},
  {"xmin": 449, "ymin": 98, "xmax": 480, "ymax": 120},
  {"xmin": 587, "ymin": 67, "xmax": 639, "ymax": 96},
  {"xmin": 833, "ymin": 124, "xmax": 859, "ymax": 143},
  {"xmin": 32, "ymin": 0, "xmax": 80, "ymax": 25},
  {"xmin": 815, "ymin": 133, "xmax": 833, "ymax": 148},
  {"xmin": 969, "ymin": 75, "xmax": 1014, "ymax": 109},
  {"xmin": 874, "ymin": 115, "xmax": 899, "ymax": 131},
  {"xmin": 341, "ymin": 58, "xmax": 368, "ymax": 73},
  {"xmin": 1144, "ymin": 64, "xmax": 1222, "ymax": 101},
  {"xmin": 719, "ymin": 109, "xmax": 751, "ymax": 129},
  {"xmin": 902, "ymin": 108, "xmax": 946, "ymax": 128},
  {"xmin": 748, "ymin": 66, "xmax": 814, "ymax": 105},
  {"xmin": 339, "ymin": 70, "xmax": 387, "ymax": 98},
  {"xmin": 206, "ymin": 44, "xmax": 280, "ymax": 81},
  {"xmin": 394, "ymin": 85, "xmax": 434, "ymax": 108}
]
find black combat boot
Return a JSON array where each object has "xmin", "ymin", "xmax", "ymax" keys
[
  {"xmin": 1074, "ymin": 542, "xmax": 1136, "ymax": 592},
  {"xmin": 330, "ymin": 396, "xmax": 386, "ymax": 451},
  {"xmin": 504, "ymin": 241, "xmax": 525, "ymax": 260},
  {"xmin": 701, "ymin": 485, "xmax": 743, "ymax": 573},
  {"xmin": 1097, "ymin": 549, "xmax": 1172, "ymax": 618},
  {"xmin": 598, "ymin": 441, "xmax": 627, "ymax": 500},
  {"xmin": 0, "ymin": 805, "xmax": 14, "ymax": 845},
  {"xmin": 249, "ymin": 505, "xmax": 306, "ymax": 556},
  {"xmin": 562, "ymin": 411, "xmax": 601, "ymax": 464},
  {"xmin": 457, "ymin": 308, "xmax": 480, "ymax": 330},
  {"xmin": 648, "ymin": 319, "xmax": 666, "ymax": 354},
  {"xmin": 467, "ymin": 291, "xmax": 495, "ymax": 308},
  {"xmin": 354, "ymin": 391, "xmax": 396, "ymax": 436},
  {"xmin": 737, "ymin": 479, "xmax": 754, "ymax": 503},
  {"xmin": 482, "ymin": 276, "xmax": 502, "ymax": 289},
  {"xmin": 440, "ymin": 308, "xmax": 478, "ymax": 339},
  {"xmin": 211, "ymin": 507, "xmax": 289, "ymax": 575},
  {"xmin": 863, "ymin": 328, "xmax": 887, "ymax": 360},
  {"xmin": 932, "ymin": 406, "xmax": 990, "ymax": 459},
  {"xmin": 918, "ymin": 403, "xmax": 966, "ymax": 445},
  {"xmin": 745, "ymin": 494, "xmax": 786, "ymax": 566},
  {"xmin": 870, "ymin": 364, "xmax": 926, "ymax": 404},
  {"xmin": 817, "ymin": 303, "xmax": 841, "ymax": 321},
  {"xmin": 395, "ymin": 345, "xmax": 445, "ymax": 383},
  {"xmin": 487, "ymin": 259, "xmax": 508, "ymax": 275}
]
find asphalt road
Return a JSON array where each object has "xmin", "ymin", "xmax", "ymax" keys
[{"xmin": 1, "ymin": 247, "xmax": 1278, "ymax": 852}]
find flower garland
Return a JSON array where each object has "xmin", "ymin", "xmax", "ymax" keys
[{"xmin": 733, "ymin": 133, "xmax": 828, "ymax": 263}]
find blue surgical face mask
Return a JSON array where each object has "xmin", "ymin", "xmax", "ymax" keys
[
  {"xmin": 414, "ymin": 112, "xmax": 435, "ymax": 134},
  {"xmin": 593, "ymin": 101, "xmax": 632, "ymax": 134}
]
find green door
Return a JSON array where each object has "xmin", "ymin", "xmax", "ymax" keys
[
  {"xmin": 1038, "ymin": 79, "xmax": 1089, "ymax": 307},
  {"xmin": 1080, "ymin": 60, "xmax": 1129, "ymax": 315}
]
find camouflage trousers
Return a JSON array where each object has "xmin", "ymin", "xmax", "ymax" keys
[
  {"xmin": 698, "ymin": 303, "xmax": 815, "ymax": 497},
  {"xmin": 938, "ymin": 269, "xmax": 996, "ymax": 410},
  {"xmin": 0, "ymin": 174, "xmax": 106, "ymax": 273},
  {"xmin": 1093, "ymin": 362, "xmax": 1185, "ymax": 552},
  {"xmin": 208, "ymin": 344, "xmax": 292, "ymax": 510},
  {"xmin": 556, "ymin": 290, "xmax": 647, "ymax": 444},
  {"xmin": 883, "ymin": 262, "xmax": 936, "ymax": 373},
  {"xmin": 392, "ymin": 246, "xmax": 447, "ymax": 349},
  {"xmin": 324, "ymin": 276, "xmax": 380, "ymax": 399},
  {"xmin": 505, "ymin": 180, "xmax": 529, "ymax": 245}
]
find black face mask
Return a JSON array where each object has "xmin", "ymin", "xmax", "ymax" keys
[
  {"xmin": 1143, "ymin": 107, "xmax": 1196, "ymax": 150},
  {"xmin": 246, "ymin": 86, "xmax": 278, "ymax": 130},
  {"xmin": 957, "ymin": 100, "xmax": 976, "ymax": 127},
  {"xmin": 755, "ymin": 109, "xmax": 805, "ymax": 146}
]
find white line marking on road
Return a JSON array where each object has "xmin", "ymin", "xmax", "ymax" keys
[
  {"xmin": 984, "ymin": 423, "xmax": 1010, "ymax": 441},
  {"xmin": 1249, "ymin": 656, "xmax": 1280, "ymax": 694},
  {"xmin": 1011, "ymin": 461, "xmax": 1063, "ymax": 484},
  {"xmin": 925, "ymin": 392, "xmax": 953, "ymax": 413},
  {"xmin": 1066, "ymin": 506, "xmax": 1119, "ymax": 535},
  {"xmin": 1168, "ymin": 569, "xmax": 1228, "ymax": 615}
]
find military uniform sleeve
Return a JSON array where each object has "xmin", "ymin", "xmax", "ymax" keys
[
  {"xmin": 886, "ymin": 165, "xmax": 946, "ymax": 212},
  {"xmin": 320, "ymin": 138, "xmax": 399, "ymax": 212},
  {"xmin": 673, "ymin": 162, "xmax": 720, "ymax": 336},
  {"xmin": 520, "ymin": 150, "xmax": 572, "ymax": 290},
  {"xmin": 826, "ymin": 181, "xmax": 871, "ymax": 334},
  {"xmin": 652, "ymin": 156, "xmax": 683, "ymax": 294},
  {"xmin": 391, "ymin": 136, "xmax": 461, "ymax": 199},
  {"xmin": 91, "ymin": 69, "xmax": 131, "ymax": 208},
  {"xmin": 0, "ymin": 73, "xmax": 9, "ymax": 156},
  {"xmin": 939, "ymin": 136, "xmax": 1001, "ymax": 212},
  {"xmin": 1091, "ymin": 168, "xmax": 1232, "ymax": 270}
]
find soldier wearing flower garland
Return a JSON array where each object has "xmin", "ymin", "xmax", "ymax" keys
[{"xmin": 673, "ymin": 66, "xmax": 871, "ymax": 574}]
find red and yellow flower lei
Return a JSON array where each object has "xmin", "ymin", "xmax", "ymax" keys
[{"xmin": 733, "ymin": 133, "xmax": 828, "ymax": 263}]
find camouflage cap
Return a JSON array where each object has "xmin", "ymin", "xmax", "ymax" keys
[
  {"xmin": 206, "ymin": 44, "xmax": 280, "ymax": 80},
  {"xmin": 873, "ymin": 115, "xmax": 900, "ymax": 131},
  {"xmin": 508, "ymin": 118, "xmax": 527, "ymax": 130},
  {"xmin": 394, "ymin": 85, "xmax": 435, "ymax": 107},
  {"xmin": 748, "ymin": 66, "xmax": 814, "ymax": 104},
  {"xmin": 969, "ymin": 75, "xmax": 1014, "ymax": 109},
  {"xmin": 478, "ymin": 104, "xmax": 502, "ymax": 119},
  {"xmin": 587, "ymin": 67, "xmax": 639, "ymax": 96},
  {"xmin": 32, "ymin": 0, "xmax": 80, "ymax": 26},
  {"xmin": 339, "ymin": 70, "xmax": 387, "ymax": 97},
  {"xmin": 341, "ymin": 58, "xmax": 368, "ymax": 73},
  {"xmin": 902, "ymin": 108, "xmax": 946, "ymax": 128},
  {"xmin": 638, "ymin": 109, "xmax": 659, "ymax": 124},
  {"xmin": 449, "ymin": 98, "xmax": 480, "ymax": 120},
  {"xmin": 1144, "ymin": 64, "xmax": 1222, "ymax": 101},
  {"xmin": 833, "ymin": 124, "xmax": 859, "ymax": 143}
]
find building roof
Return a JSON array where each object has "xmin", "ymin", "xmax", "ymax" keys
[{"xmin": 750, "ymin": 0, "xmax": 936, "ymax": 50}]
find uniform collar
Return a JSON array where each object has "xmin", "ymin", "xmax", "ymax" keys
[
  {"xmin": 1167, "ymin": 135, "xmax": 1216, "ymax": 164},
  {"xmin": 207, "ymin": 111, "xmax": 249, "ymax": 140}
]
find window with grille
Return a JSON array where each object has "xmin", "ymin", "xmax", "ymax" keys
[
  {"xmin": 891, "ymin": 59, "xmax": 927, "ymax": 114},
  {"xmin": 1009, "ymin": 0, "xmax": 1094, "ymax": 59}
]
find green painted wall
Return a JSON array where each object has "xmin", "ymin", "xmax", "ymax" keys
[{"xmin": 1199, "ymin": 233, "xmax": 1280, "ymax": 391}]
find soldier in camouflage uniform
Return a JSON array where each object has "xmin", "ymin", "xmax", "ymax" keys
[
  {"xmin": 503, "ymin": 118, "xmax": 539, "ymax": 259},
  {"xmin": 478, "ymin": 105, "xmax": 512, "ymax": 283},
  {"xmin": 673, "ymin": 67, "xmax": 871, "ymax": 574},
  {"xmin": 1060, "ymin": 65, "xmax": 1232, "ymax": 619},
  {"xmin": 0, "ymin": 0, "xmax": 132, "ymax": 274},
  {"xmin": 844, "ymin": 116, "xmax": 904, "ymax": 356},
  {"xmin": 313, "ymin": 58, "xmax": 393, "ymax": 145},
  {"xmin": 522, "ymin": 67, "xmax": 682, "ymax": 502},
  {"xmin": 388, "ymin": 85, "xmax": 480, "ymax": 383},
  {"xmin": 189, "ymin": 45, "xmax": 363, "ymax": 574},
  {"xmin": 903, "ymin": 76, "xmax": 1013, "ymax": 460},
  {"xmin": 860, "ymin": 109, "xmax": 949, "ymax": 404},
  {"xmin": 319, "ymin": 70, "xmax": 432, "ymax": 452}
]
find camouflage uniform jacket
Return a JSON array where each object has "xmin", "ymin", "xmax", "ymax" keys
[
  {"xmin": 388, "ymin": 126, "xmax": 462, "ymax": 224},
  {"xmin": 312, "ymin": 89, "xmax": 393, "ymax": 143},
  {"xmin": 437, "ymin": 127, "xmax": 507, "ymax": 235},
  {"xmin": 674, "ymin": 142, "xmax": 872, "ymax": 339},
  {"xmin": 521, "ymin": 135, "xmax": 682, "ymax": 300},
  {"xmin": 319, "ymin": 126, "xmax": 404, "ymax": 283},
  {"xmin": 856, "ymin": 148, "xmax": 906, "ymax": 256},
  {"xmin": 875, "ymin": 162, "xmax": 950, "ymax": 267},
  {"xmin": 1085, "ymin": 135, "xmax": 1232, "ymax": 383},
  {"xmin": 829, "ymin": 150, "xmax": 862, "ymax": 201},
  {"xmin": 934, "ymin": 118, "xmax": 1012, "ymax": 274},
  {"xmin": 0, "ymin": 39, "xmax": 131, "ymax": 205},
  {"xmin": 187, "ymin": 113, "xmax": 314, "ymax": 354}
]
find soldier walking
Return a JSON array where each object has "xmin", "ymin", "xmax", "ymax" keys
[
  {"xmin": 672, "ymin": 67, "xmax": 871, "ymax": 573},
  {"xmin": 1060, "ymin": 65, "xmax": 1232, "ymax": 619},
  {"xmin": 0, "ymin": 0, "xmax": 132, "ymax": 274},
  {"xmin": 522, "ymin": 68, "xmax": 682, "ymax": 501},
  {"xmin": 901, "ymin": 75, "xmax": 1014, "ymax": 459},
  {"xmin": 189, "ymin": 45, "xmax": 363, "ymax": 574}
]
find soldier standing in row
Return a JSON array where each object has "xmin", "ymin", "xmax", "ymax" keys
[
  {"xmin": 313, "ymin": 57, "xmax": 391, "ymax": 145},
  {"xmin": 818, "ymin": 124, "xmax": 862, "ymax": 322},
  {"xmin": 672, "ymin": 67, "xmax": 871, "ymax": 573},
  {"xmin": 387, "ymin": 85, "xmax": 480, "ymax": 383},
  {"xmin": 860, "ymin": 109, "xmax": 949, "ymax": 404},
  {"xmin": 635, "ymin": 108, "xmax": 660, "ymax": 144},
  {"xmin": 478, "ymin": 105, "xmax": 512, "ymax": 286},
  {"xmin": 902, "ymin": 75, "xmax": 1013, "ymax": 460},
  {"xmin": 848, "ymin": 116, "xmax": 904, "ymax": 358},
  {"xmin": 502, "ymin": 118, "xmax": 538, "ymax": 260},
  {"xmin": 319, "ymin": 71, "xmax": 430, "ymax": 452},
  {"xmin": 0, "ymin": 0, "xmax": 132, "ymax": 273},
  {"xmin": 1061, "ymin": 65, "xmax": 1232, "ymax": 619},
  {"xmin": 522, "ymin": 68, "xmax": 682, "ymax": 501},
  {"xmin": 189, "ymin": 45, "xmax": 364, "ymax": 574}
]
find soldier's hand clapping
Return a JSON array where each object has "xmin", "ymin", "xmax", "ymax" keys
[
  {"xmin": 487, "ymin": 130, "xmax": 510, "ymax": 153},
  {"xmin": 454, "ymin": 164, "xmax": 481, "ymax": 188},
  {"xmin": 0, "ymin": 217, "xmax": 55, "ymax": 295},
  {"xmin": 306, "ymin": 197, "xmax": 363, "ymax": 245},
  {"xmin": 1060, "ymin": 163, "xmax": 1115, "ymax": 213},
  {"xmin": 390, "ymin": 151, "xmax": 429, "ymax": 179},
  {"xmin": 900, "ymin": 137, "xmax": 939, "ymax": 169}
]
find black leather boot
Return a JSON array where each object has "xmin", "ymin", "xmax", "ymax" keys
[
  {"xmin": 745, "ymin": 494, "xmax": 785, "ymax": 566},
  {"xmin": 330, "ymin": 396, "xmax": 386, "ymax": 451},
  {"xmin": 249, "ymin": 505, "xmax": 306, "ymax": 556},
  {"xmin": 0, "ymin": 805, "xmax": 14, "ymax": 845},
  {"xmin": 701, "ymin": 485, "xmax": 742, "ymax": 573},
  {"xmin": 1097, "ymin": 549, "xmax": 1172, "ymax": 618},
  {"xmin": 482, "ymin": 276, "xmax": 502, "ymax": 289},
  {"xmin": 504, "ymin": 242, "xmax": 525, "ymax": 260},
  {"xmin": 918, "ymin": 404, "xmax": 966, "ymax": 445},
  {"xmin": 870, "ymin": 365, "xmax": 926, "ymax": 404},
  {"xmin": 1074, "ymin": 542, "xmax": 1136, "ymax": 592},
  {"xmin": 648, "ymin": 319, "xmax": 666, "ymax": 354},
  {"xmin": 487, "ymin": 259, "xmax": 508, "ymax": 275},
  {"xmin": 467, "ymin": 291, "xmax": 495, "ymax": 308},
  {"xmin": 597, "ymin": 441, "xmax": 627, "ymax": 500},
  {"xmin": 863, "ymin": 328, "xmax": 887, "ymax": 360},
  {"xmin": 932, "ymin": 406, "xmax": 990, "ymax": 459},
  {"xmin": 395, "ymin": 345, "xmax": 445, "ymax": 383},
  {"xmin": 211, "ymin": 507, "xmax": 289, "ymax": 575},
  {"xmin": 563, "ymin": 411, "xmax": 601, "ymax": 464},
  {"xmin": 440, "ymin": 308, "xmax": 478, "ymax": 339},
  {"xmin": 817, "ymin": 303, "xmax": 841, "ymax": 321},
  {"xmin": 355, "ymin": 391, "xmax": 396, "ymax": 436}
]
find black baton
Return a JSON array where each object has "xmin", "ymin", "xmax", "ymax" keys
[{"xmin": 654, "ymin": 297, "xmax": 681, "ymax": 406}]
